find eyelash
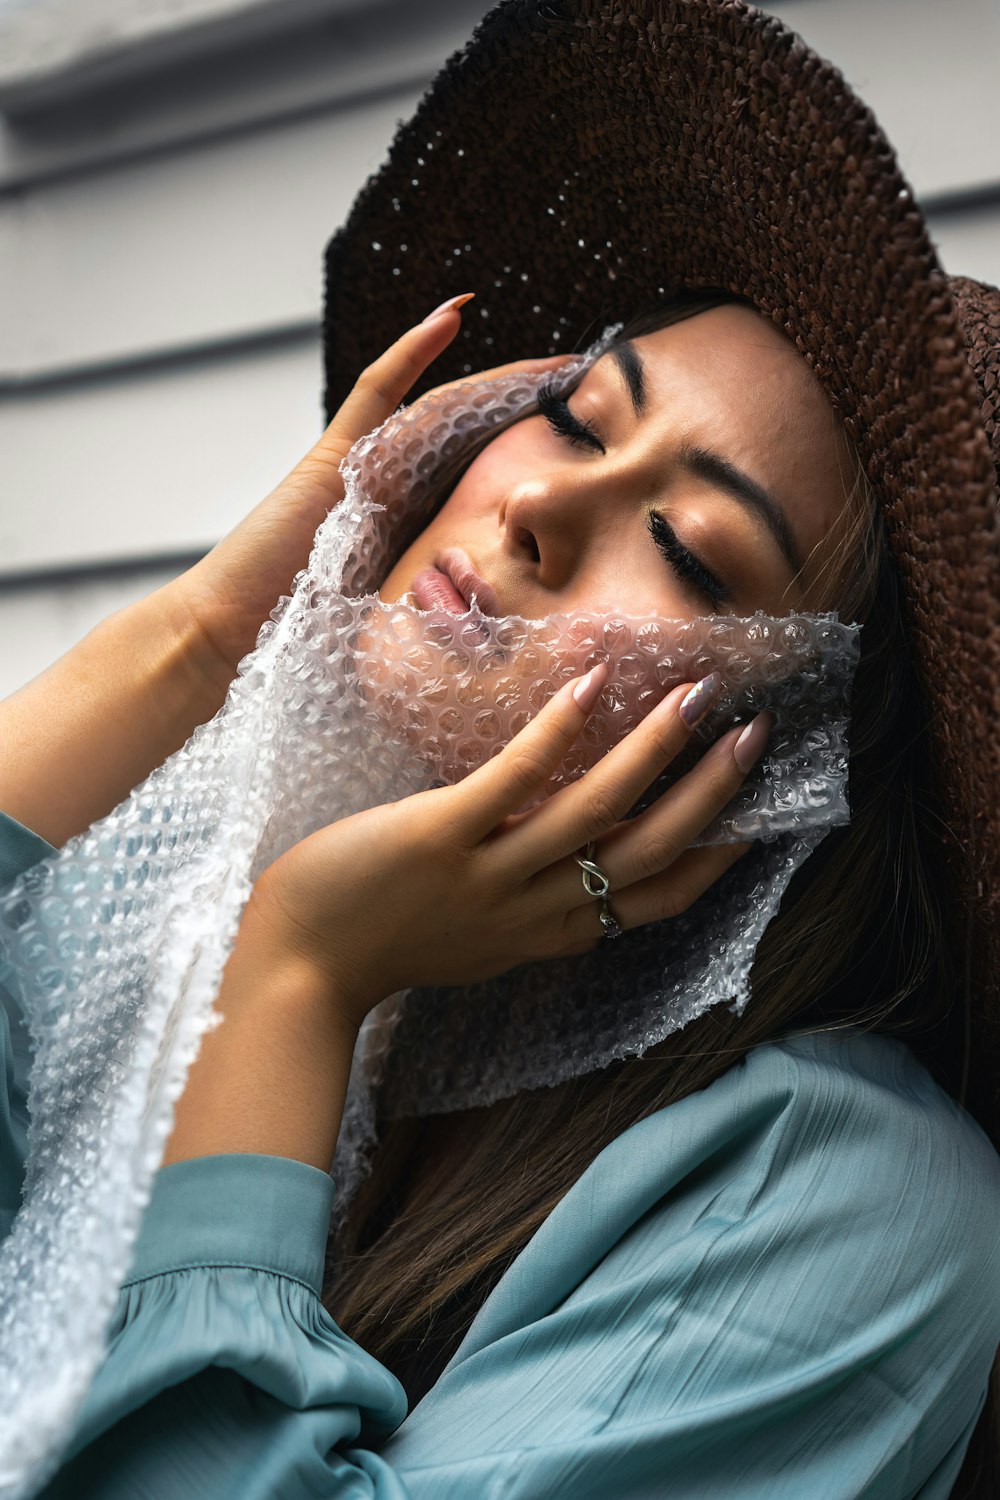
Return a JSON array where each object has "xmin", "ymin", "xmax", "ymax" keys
[
  {"xmin": 645, "ymin": 512, "xmax": 733, "ymax": 607},
  {"xmin": 536, "ymin": 378, "xmax": 605, "ymax": 451},
  {"xmin": 535, "ymin": 380, "xmax": 733, "ymax": 608}
]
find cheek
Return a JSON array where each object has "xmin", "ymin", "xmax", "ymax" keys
[
  {"xmin": 585, "ymin": 552, "xmax": 696, "ymax": 619},
  {"xmin": 434, "ymin": 425, "xmax": 539, "ymax": 528},
  {"xmin": 376, "ymin": 430, "xmax": 531, "ymax": 601}
]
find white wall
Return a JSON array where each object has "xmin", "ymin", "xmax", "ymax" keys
[{"xmin": 1, "ymin": 0, "xmax": 997, "ymax": 699}]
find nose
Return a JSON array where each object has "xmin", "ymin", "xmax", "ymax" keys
[{"xmin": 499, "ymin": 469, "xmax": 617, "ymax": 589}]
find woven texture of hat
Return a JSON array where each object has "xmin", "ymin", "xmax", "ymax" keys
[
  {"xmin": 322, "ymin": 0, "xmax": 1000, "ymax": 1127},
  {"xmin": 0, "ymin": 329, "xmax": 859, "ymax": 1498}
]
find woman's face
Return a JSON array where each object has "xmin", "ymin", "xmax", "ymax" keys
[{"xmin": 378, "ymin": 304, "xmax": 858, "ymax": 622}]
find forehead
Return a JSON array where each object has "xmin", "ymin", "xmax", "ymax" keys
[
  {"xmin": 629, "ymin": 304, "xmax": 835, "ymax": 444},
  {"xmin": 619, "ymin": 304, "xmax": 855, "ymax": 574}
]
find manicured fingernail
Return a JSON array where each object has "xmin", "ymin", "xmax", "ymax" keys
[
  {"xmin": 572, "ymin": 663, "xmax": 608, "ymax": 712},
  {"xmin": 422, "ymin": 292, "xmax": 476, "ymax": 324},
  {"xmin": 679, "ymin": 671, "xmax": 722, "ymax": 729},
  {"xmin": 733, "ymin": 711, "xmax": 774, "ymax": 774}
]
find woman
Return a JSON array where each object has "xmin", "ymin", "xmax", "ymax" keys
[{"xmin": 2, "ymin": 1, "xmax": 999, "ymax": 1496}]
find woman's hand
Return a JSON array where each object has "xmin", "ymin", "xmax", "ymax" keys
[
  {"xmin": 164, "ymin": 667, "xmax": 768, "ymax": 1172},
  {"xmin": 170, "ymin": 297, "xmax": 573, "ymax": 696},
  {"xmin": 252, "ymin": 667, "xmax": 770, "ymax": 1032}
]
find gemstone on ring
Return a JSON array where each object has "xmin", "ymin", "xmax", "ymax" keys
[{"xmin": 599, "ymin": 899, "xmax": 623, "ymax": 939}]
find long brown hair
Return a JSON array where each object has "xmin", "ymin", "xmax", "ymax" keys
[{"xmin": 323, "ymin": 289, "xmax": 996, "ymax": 1496}]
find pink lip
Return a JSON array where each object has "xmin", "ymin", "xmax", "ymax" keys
[
  {"xmin": 410, "ymin": 548, "xmax": 499, "ymax": 617},
  {"xmin": 409, "ymin": 566, "xmax": 469, "ymax": 616},
  {"xmin": 436, "ymin": 548, "xmax": 500, "ymax": 616}
]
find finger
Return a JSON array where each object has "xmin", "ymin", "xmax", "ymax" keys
[
  {"xmin": 420, "ymin": 353, "xmax": 575, "ymax": 402},
  {"xmin": 503, "ymin": 673, "xmax": 727, "ymax": 876},
  {"xmin": 559, "ymin": 840, "xmax": 754, "ymax": 952},
  {"xmin": 299, "ymin": 298, "xmax": 474, "ymax": 486},
  {"xmin": 590, "ymin": 711, "xmax": 773, "ymax": 894},
  {"xmin": 450, "ymin": 662, "xmax": 610, "ymax": 842}
]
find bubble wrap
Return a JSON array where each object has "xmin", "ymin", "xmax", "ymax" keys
[{"xmin": 0, "ymin": 326, "xmax": 859, "ymax": 1497}]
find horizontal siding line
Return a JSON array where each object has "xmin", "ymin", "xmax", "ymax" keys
[
  {"xmin": 0, "ymin": 66, "xmax": 996, "ymax": 205},
  {"xmin": 0, "ymin": 319, "xmax": 321, "ymax": 396},
  {"xmin": 0, "ymin": 0, "xmax": 382, "ymax": 111},
  {"xmin": 920, "ymin": 180, "xmax": 1000, "ymax": 217},
  {"xmin": 0, "ymin": 548, "xmax": 208, "ymax": 595},
  {"xmin": 4, "ymin": 172, "xmax": 999, "ymax": 395},
  {"xmin": 0, "ymin": 68, "xmax": 429, "ymax": 199}
]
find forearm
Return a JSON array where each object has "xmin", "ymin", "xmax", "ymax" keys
[
  {"xmin": 162, "ymin": 884, "xmax": 360, "ymax": 1174},
  {"xmin": 0, "ymin": 581, "xmax": 232, "ymax": 849}
]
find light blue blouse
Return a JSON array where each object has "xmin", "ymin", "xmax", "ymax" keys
[{"xmin": 2, "ymin": 807, "xmax": 999, "ymax": 1499}]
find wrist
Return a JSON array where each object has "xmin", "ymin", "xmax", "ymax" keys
[
  {"xmin": 163, "ymin": 889, "xmax": 362, "ymax": 1171},
  {"xmin": 248, "ymin": 872, "xmax": 382, "ymax": 1033},
  {"xmin": 152, "ymin": 574, "xmax": 246, "ymax": 711}
]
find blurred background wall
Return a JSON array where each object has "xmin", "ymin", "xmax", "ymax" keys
[{"xmin": 1, "ymin": 0, "xmax": 997, "ymax": 701}]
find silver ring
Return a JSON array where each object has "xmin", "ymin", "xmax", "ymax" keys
[
  {"xmin": 575, "ymin": 843, "xmax": 624, "ymax": 940},
  {"xmin": 574, "ymin": 840, "xmax": 610, "ymax": 898}
]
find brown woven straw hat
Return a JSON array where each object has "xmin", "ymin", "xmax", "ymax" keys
[{"xmin": 322, "ymin": 0, "xmax": 1000, "ymax": 1130}]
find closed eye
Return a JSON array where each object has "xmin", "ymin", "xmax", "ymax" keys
[
  {"xmin": 536, "ymin": 379, "xmax": 605, "ymax": 453},
  {"xmin": 647, "ymin": 512, "xmax": 733, "ymax": 608},
  {"xmin": 536, "ymin": 376, "xmax": 733, "ymax": 610}
]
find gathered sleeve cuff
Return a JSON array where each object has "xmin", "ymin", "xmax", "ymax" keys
[
  {"xmin": 123, "ymin": 1151, "xmax": 336, "ymax": 1295},
  {"xmin": 45, "ymin": 1153, "xmax": 409, "ymax": 1499}
]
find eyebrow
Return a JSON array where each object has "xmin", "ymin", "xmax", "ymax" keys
[{"xmin": 605, "ymin": 339, "xmax": 804, "ymax": 576}]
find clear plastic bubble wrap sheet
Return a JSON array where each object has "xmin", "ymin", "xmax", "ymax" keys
[{"xmin": 0, "ymin": 325, "xmax": 859, "ymax": 1497}]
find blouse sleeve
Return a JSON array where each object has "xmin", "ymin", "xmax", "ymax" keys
[
  {"xmin": 39, "ymin": 1152, "xmax": 410, "ymax": 1499},
  {"xmin": 0, "ymin": 805, "xmax": 410, "ymax": 1497},
  {"xmin": 0, "ymin": 809, "xmax": 57, "ymax": 1239},
  {"xmin": 34, "ymin": 1031, "xmax": 1000, "ymax": 1500}
]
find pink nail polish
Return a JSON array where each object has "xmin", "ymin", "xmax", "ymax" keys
[
  {"xmin": 572, "ymin": 663, "xmax": 608, "ymax": 712},
  {"xmin": 733, "ymin": 712, "xmax": 774, "ymax": 774},
  {"xmin": 422, "ymin": 292, "xmax": 476, "ymax": 324},
  {"xmin": 679, "ymin": 671, "xmax": 722, "ymax": 729}
]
